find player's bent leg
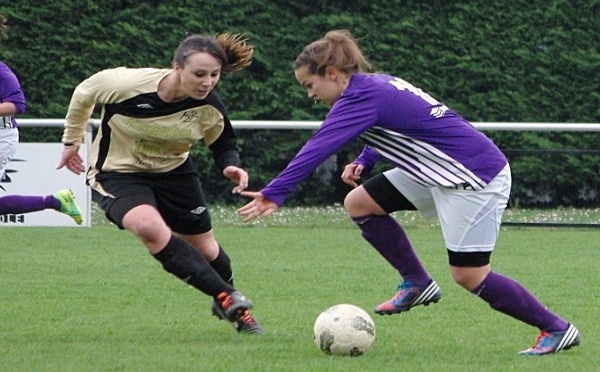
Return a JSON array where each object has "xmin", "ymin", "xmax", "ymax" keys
[
  {"xmin": 178, "ymin": 232, "xmax": 261, "ymax": 333},
  {"xmin": 126, "ymin": 207, "xmax": 263, "ymax": 335},
  {"xmin": 467, "ymin": 265, "xmax": 579, "ymax": 355},
  {"xmin": 346, "ymin": 181, "xmax": 438, "ymax": 316},
  {"xmin": 152, "ymin": 235, "xmax": 263, "ymax": 334}
]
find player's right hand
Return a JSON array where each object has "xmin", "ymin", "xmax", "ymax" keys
[
  {"xmin": 237, "ymin": 191, "xmax": 278, "ymax": 222},
  {"xmin": 56, "ymin": 146, "xmax": 85, "ymax": 175}
]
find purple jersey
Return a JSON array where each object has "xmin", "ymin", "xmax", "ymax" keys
[
  {"xmin": 0, "ymin": 61, "xmax": 26, "ymax": 128},
  {"xmin": 261, "ymin": 73, "xmax": 507, "ymax": 206}
]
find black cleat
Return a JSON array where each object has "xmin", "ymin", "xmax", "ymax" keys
[{"xmin": 213, "ymin": 291, "xmax": 264, "ymax": 334}]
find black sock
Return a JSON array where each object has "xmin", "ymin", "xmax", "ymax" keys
[
  {"xmin": 153, "ymin": 235, "xmax": 234, "ymax": 297},
  {"xmin": 210, "ymin": 245, "xmax": 234, "ymax": 286}
]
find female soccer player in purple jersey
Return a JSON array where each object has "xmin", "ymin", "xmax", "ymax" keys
[
  {"xmin": 57, "ymin": 33, "xmax": 262, "ymax": 334},
  {"xmin": 0, "ymin": 14, "xmax": 82, "ymax": 224},
  {"xmin": 238, "ymin": 30, "xmax": 579, "ymax": 355}
]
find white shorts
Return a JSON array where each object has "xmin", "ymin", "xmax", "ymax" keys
[
  {"xmin": 383, "ymin": 164, "xmax": 511, "ymax": 253},
  {"xmin": 0, "ymin": 128, "xmax": 19, "ymax": 180}
]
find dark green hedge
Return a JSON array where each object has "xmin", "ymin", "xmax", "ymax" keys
[{"xmin": 2, "ymin": 0, "xmax": 599, "ymax": 207}]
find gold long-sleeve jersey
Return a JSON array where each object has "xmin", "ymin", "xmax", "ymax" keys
[{"xmin": 62, "ymin": 67, "xmax": 241, "ymax": 187}]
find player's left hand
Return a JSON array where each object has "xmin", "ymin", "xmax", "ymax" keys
[
  {"xmin": 341, "ymin": 163, "xmax": 364, "ymax": 188},
  {"xmin": 237, "ymin": 191, "xmax": 278, "ymax": 222},
  {"xmin": 223, "ymin": 165, "xmax": 249, "ymax": 194}
]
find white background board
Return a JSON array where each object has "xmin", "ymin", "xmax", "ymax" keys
[{"xmin": 0, "ymin": 143, "xmax": 90, "ymax": 227}]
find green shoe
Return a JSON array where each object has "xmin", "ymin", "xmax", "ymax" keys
[{"xmin": 53, "ymin": 189, "xmax": 83, "ymax": 225}]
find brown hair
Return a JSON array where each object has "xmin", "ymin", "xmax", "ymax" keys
[
  {"xmin": 294, "ymin": 30, "xmax": 372, "ymax": 76},
  {"xmin": 0, "ymin": 14, "xmax": 8, "ymax": 43},
  {"xmin": 173, "ymin": 33, "xmax": 253, "ymax": 73}
]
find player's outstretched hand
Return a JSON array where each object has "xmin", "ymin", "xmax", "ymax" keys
[
  {"xmin": 237, "ymin": 191, "xmax": 278, "ymax": 222},
  {"xmin": 56, "ymin": 146, "xmax": 85, "ymax": 175}
]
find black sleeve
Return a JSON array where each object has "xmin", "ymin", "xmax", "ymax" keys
[{"xmin": 206, "ymin": 93, "xmax": 242, "ymax": 172}]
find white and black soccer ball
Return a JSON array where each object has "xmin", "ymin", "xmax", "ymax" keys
[{"xmin": 313, "ymin": 304, "xmax": 376, "ymax": 356}]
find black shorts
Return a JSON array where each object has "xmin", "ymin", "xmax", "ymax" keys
[
  {"xmin": 361, "ymin": 174, "xmax": 417, "ymax": 213},
  {"xmin": 94, "ymin": 159, "xmax": 212, "ymax": 235}
]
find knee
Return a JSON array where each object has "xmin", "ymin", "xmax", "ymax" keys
[
  {"xmin": 184, "ymin": 232, "xmax": 220, "ymax": 260},
  {"xmin": 450, "ymin": 265, "xmax": 490, "ymax": 291},
  {"xmin": 343, "ymin": 189, "xmax": 361, "ymax": 215},
  {"xmin": 344, "ymin": 187, "xmax": 382, "ymax": 217},
  {"xmin": 125, "ymin": 215, "xmax": 169, "ymax": 245},
  {"xmin": 137, "ymin": 219, "xmax": 165, "ymax": 238},
  {"xmin": 450, "ymin": 271, "xmax": 473, "ymax": 290}
]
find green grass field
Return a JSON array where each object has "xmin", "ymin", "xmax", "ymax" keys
[{"xmin": 1, "ymin": 207, "xmax": 599, "ymax": 371}]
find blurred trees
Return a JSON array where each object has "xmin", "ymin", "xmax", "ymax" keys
[{"xmin": 1, "ymin": 0, "xmax": 598, "ymax": 206}]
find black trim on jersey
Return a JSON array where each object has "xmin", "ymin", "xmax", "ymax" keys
[
  {"xmin": 95, "ymin": 114, "xmax": 112, "ymax": 172},
  {"xmin": 107, "ymin": 91, "xmax": 221, "ymax": 118},
  {"xmin": 205, "ymin": 94, "xmax": 241, "ymax": 171}
]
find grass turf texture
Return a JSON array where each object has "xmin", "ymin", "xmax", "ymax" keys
[{"xmin": 1, "ymin": 207, "xmax": 598, "ymax": 371}]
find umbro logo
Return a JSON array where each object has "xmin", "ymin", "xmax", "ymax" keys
[
  {"xmin": 190, "ymin": 206, "xmax": 206, "ymax": 214},
  {"xmin": 137, "ymin": 103, "xmax": 154, "ymax": 109}
]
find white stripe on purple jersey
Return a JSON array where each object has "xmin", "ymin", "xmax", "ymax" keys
[{"xmin": 361, "ymin": 126, "xmax": 487, "ymax": 190}]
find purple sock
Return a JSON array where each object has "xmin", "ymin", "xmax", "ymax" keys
[
  {"xmin": 352, "ymin": 214, "xmax": 430, "ymax": 285},
  {"xmin": 472, "ymin": 271, "xmax": 568, "ymax": 332},
  {"xmin": 0, "ymin": 194, "xmax": 58, "ymax": 214}
]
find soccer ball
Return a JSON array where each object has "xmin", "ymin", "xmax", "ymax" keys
[{"xmin": 313, "ymin": 304, "xmax": 376, "ymax": 356}]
